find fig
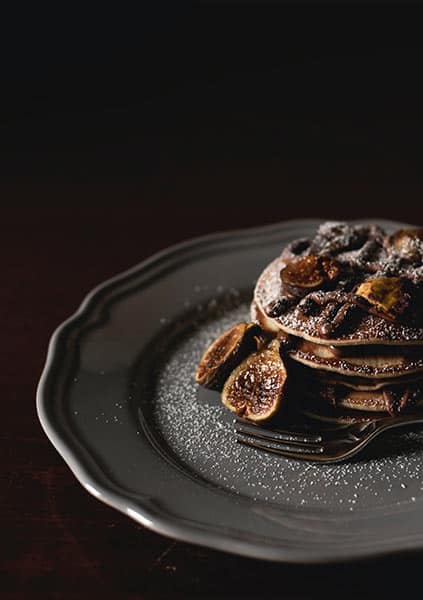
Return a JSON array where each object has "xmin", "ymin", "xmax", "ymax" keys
[
  {"xmin": 388, "ymin": 228, "xmax": 423, "ymax": 262},
  {"xmin": 221, "ymin": 339, "xmax": 287, "ymax": 422},
  {"xmin": 280, "ymin": 255, "xmax": 342, "ymax": 294},
  {"xmin": 355, "ymin": 277, "xmax": 410, "ymax": 321},
  {"xmin": 195, "ymin": 322, "xmax": 262, "ymax": 390}
]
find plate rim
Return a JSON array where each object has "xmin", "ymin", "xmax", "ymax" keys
[{"xmin": 37, "ymin": 217, "xmax": 423, "ymax": 564}]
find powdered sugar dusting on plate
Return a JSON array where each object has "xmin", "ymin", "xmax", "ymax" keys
[{"xmin": 149, "ymin": 297, "xmax": 423, "ymax": 512}]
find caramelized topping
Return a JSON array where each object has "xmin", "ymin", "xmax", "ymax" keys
[
  {"xmin": 355, "ymin": 277, "xmax": 410, "ymax": 321},
  {"xmin": 389, "ymin": 228, "xmax": 423, "ymax": 262}
]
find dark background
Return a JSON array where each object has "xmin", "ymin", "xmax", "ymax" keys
[{"xmin": 3, "ymin": 6, "xmax": 423, "ymax": 599}]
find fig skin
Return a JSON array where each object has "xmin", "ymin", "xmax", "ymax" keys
[
  {"xmin": 355, "ymin": 277, "xmax": 411, "ymax": 321},
  {"xmin": 195, "ymin": 322, "xmax": 262, "ymax": 391},
  {"xmin": 221, "ymin": 339, "xmax": 287, "ymax": 422},
  {"xmin": 280, "ymin": 255, "xmax": 342, "ymax": 297}
]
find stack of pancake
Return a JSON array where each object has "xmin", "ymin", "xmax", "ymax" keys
[{"xmin": 252, "ymin": 222, "xmax": 423, "ymax": 418}]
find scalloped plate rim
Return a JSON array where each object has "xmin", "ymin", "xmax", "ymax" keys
[{"xmin": 36, "ymin": 217, "xmax": 423, "ymax": 564}]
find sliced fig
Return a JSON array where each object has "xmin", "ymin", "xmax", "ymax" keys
[
  {"xmin": 388, "ymin": 228, "xmax": 423, "ymax": 262},
  {"xmin": 280, "ymin": 255, "xmax": 342, "ymax": 296},
  {"xmin": 195, "ymin": 322, "xmax": 262, "ymax": 390},
  {"xmin": 355, "ymin": 277, "xmax": 410, "ymax": 321},
  {"xmin": 281, "ymin": 255, "xmax": 324, "ymax": 289},
  {"xmin": 221, "ymin": 339, "xmax": 287, "ymax": 422}
]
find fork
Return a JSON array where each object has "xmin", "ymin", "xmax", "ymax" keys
[{"xmin": 235, "ymin": 413, "xmax": 423, "ymax": 463}]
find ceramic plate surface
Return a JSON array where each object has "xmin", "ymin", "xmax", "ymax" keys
[{"xmin": 37, "ymin": 219, "xmax": 423, "ymax": 563}]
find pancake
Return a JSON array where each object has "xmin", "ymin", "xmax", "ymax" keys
[
  {"xmin": 310, "ymin": 370, "xmax": 423, "ymax": 391},
  {"xmin": 300, "ymin": 400, "xmax": 421, "ymax": 425},
  {"xmin": 301, "ymin": 378, "xmax": 423, "ymax": 415},
  {"xmin": 253, "ymin": 256, "xmax": 423, "ymax": 346},
  {"xmin": 196, "ymin": 222, "xmax": 423, "ymax": 424},
  {"xmin": 250, "ymin": 221, "xmax": 423, "ymax": 419},
  {"xmin": 290, "ymin": 337, "xmax": 423, "ymax": 360},
  {"xmin": 287, "ymin": 345, "xmax": 423, "ymax": 379}
]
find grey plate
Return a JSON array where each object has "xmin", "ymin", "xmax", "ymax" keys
[{"xmin": 37, "ymin": 219, "xmax": 423, "ymax": 564}]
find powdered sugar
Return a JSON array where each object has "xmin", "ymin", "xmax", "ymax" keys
[
  {"xmin": 255, "ymin": 260, "xmax": 423, "ymax": 344},
  {"xmin": 150, "ymin": 299, "xmax": 423, "ymax": 511},
  {"xmin": 255, "ymin": 222, "xmax": 423, "ymax": 343}
]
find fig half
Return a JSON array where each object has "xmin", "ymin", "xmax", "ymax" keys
[
  {"xmin": 355, "ymin": 277, "xmax": 410, "ymax": 321},
  {"xmin": 195, "ymin": 322, "xmax": 262, "ymax": 390},
  {"xmin": 221, "ymin": 339, "xmax": 287, "ymax": 422},
  {"xmin": 280, "ymin": 255, "xmax": 341, "ymax": 295}
]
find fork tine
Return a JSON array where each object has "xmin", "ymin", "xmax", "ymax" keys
[
  {"xmin": 235, "ymin": 425, "xmax": 324, "ymax": 451},
  {"xmin": 234, "ymin": 418, "xmax": 323, "ymax": 444},
  {"xmin": 236, "ymin": 435, "xmax": 325, "ymax": 456}
]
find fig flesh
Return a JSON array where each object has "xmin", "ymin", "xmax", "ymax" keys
[
  {"xmin": 221, "ymin": 339, "xmax": 287, "ymax": 422},
  {"xmin": 280, "ymin": 255, "xmax": 341, "ymax": 295},
  {"xmin": 355, "ymin": 277, "xmax": 410, "ymax": 321},
  {"xmin": 195, "ymin": 322, "xmax": 262, "ymax": 390}
]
